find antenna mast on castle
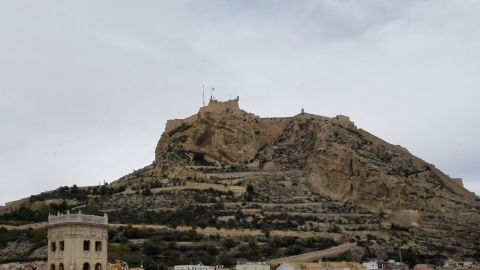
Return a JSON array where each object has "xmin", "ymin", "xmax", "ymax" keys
[
  {"xmin": 202, "ymin": 84, "xmax": 205, "ymax": 106},
  {"xmin": 210, "ymin": 87, "xmax": 215, "ymax": 101}
]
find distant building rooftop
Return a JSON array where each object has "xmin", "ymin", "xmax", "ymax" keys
[{"xmin": 48, "ymin": 211, "xmax": 108, "ymax": 226}]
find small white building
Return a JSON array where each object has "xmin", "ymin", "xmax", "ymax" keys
[
  {"xmin": 362, "ymin": 260, "xmax": 382, "ymax": 270},
  {"xmin": 174, "ymin": 265, "xmax": 216, "ymax": 270},
  {"xmin": 236, "ymin": 262, "xmax": 270, "ymax": 270}
]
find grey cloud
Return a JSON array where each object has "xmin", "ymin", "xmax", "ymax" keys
[{"xmin": 0, "ymin": 0, "xmax": 479, "ymax": 204}]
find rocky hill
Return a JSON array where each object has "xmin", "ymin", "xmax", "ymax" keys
[{"xmin": 1, "ymin": 98, "xmax": 479, "ymax": 266}]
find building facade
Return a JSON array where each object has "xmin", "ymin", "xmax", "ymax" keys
[
  {"xmin": 174, "ymin": 265, "xmax": 216, "ymax": 270},
  {"xmin": 362, "ymin": 260, "xmax": 382, "ymax": 270},
  {"xmin": 236, "ymin": 262, "xmax": 270, "ymax": 270},
  {"xmin": 47, "ymin": 212, "xmax": 108, "ymax": 270},
  {"xmin": 380, "ymin": 261, "xmax": 408, "ymax": 270}
]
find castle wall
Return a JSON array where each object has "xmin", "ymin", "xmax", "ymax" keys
[
  {"xmin": 334, "ymin": 115, "xmax": 356, "ymax": 129},
  {"xmin": 0, "ymin": 197, "xmax": 29, "ymax": 215},
  {"xmin": 164, "ymin": 115, "xmax": 198, "ymax": 134},
  {"xmin": 165, "ymin": 98, "xmax": 241, "ymax": 134},
  {"xmin": 198, "ymin": 98, "xmax": 240, "ymax": 115},
  {"xmin": 260, "ymin": 117, "xmax": 292, "ymax": 123},
  {"xmin": 451, "ymin": 178, "xmax": 464, "ymax": 187}
]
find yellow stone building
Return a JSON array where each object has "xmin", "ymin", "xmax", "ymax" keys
[{"xmin": 47, "ymin": 212, "xmax": 108, "ymax": 270}]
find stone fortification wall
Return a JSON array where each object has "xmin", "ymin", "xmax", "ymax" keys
[
  {"xmin": 164, "ymin": 115, "xmax": 198, "ymax": 134},
  {"xmin": 259, "ymin": 117, "xmax": 292, "ymax": 125},
  {"xmin": 452, "ymin": 178, "xmax": 464, "ymax": 187},
  {"xmin": 260, "ymin": 113, "xmax": 354, "ymax": 129},
  {"xmin": 199, "ymin": 97, "xmax": 240, "ymax": 115},
  {"xmin": 296, "ymin": 112, "xmax": 330, "ymax": 121},
  {"xmin": 428, "ymin": 165, "xmax": 474, "ymax": 201},
  {"xmin": 0, "ymin": 197, "xmax": 29, "ymax": 215},
  {"xmin": 260, "ymin": 112, "xmax": 334, "ymax": 124},
  {"xmin": 164, "ymin": 99, "xmax": 358, "ymax": 137},
  {"xmin": 165, "ymin": 98, "xmax": 242, "ymax": 134},
  {"xmin": 334, "ymin": 115, "xmax": 356, "ymax": 129}
]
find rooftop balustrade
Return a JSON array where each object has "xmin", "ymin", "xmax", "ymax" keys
[{"xmin": 48, "ymin": 212, "xmax": 108, "ymax": 225}]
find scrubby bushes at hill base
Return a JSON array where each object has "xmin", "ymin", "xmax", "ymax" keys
[
  {"xmin": 29, "ymin": 184, "xmax": 126, "ymax": 203},
  {"xmin": 0, "ymin": 184, "xmax": 128, "ymax": 224},
  {"xmin": 92, "ymin": 204, "xmax": 361, "ymax": 233},
  {"xmin": 0, "ymin": 227, "xmax": 47, "ymax": 263},
  {"xmin": 0, "ymin": 227, "xmax": 46, "ymax": 249},
  {"xmin": 107, "ymin": 226, "xmax": 337, "ymax": 270}
]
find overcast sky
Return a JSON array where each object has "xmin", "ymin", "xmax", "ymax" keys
[{"xmin": 1, "ymin": 0, "xmax": 479, "ymax": 205}]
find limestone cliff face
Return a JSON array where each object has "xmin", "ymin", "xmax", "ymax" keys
[
  {"xmin": 154, "ymin": 98, "xmax": 286, "ymax": 179},
  {"xmin": 154, "ymin": 99, "xmax": 478, "ymax": 217}
]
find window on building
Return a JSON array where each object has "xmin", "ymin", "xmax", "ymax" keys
[
  {"xmin": 83, "ymin": 240, "xmax": 90, "ymax": 251},
  {"xmin": 51, "ymin": 242, "xmax": 56, "ymax": 252},
  {"xmin": 50, "ymin": 264, "xmax": 55, "ymax": 270},
  {"xmin": 95, "ymin": 241, "xmax": 102, "ymax": 252},
  {"xmin": 59, "ymin": 241, "xmax": 65, "ymax": 251},
  {"xmin": 83, "ymin": 263, "xmax": 90, "ymax": 270},
  {"xmin": 95, "ymin": 263, "xmax": 102, "ymax": 270},
  {"xmin": 59, "ymin": 263, "xmax": 64, "ymax": 270}
]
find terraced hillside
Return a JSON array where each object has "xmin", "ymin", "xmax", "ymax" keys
[{"xmin": 1, "ymin": 98, "xmax": 479, "ymax": 266}]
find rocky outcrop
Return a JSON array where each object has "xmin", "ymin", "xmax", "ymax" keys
[
  {"xmin": 154, "ymin": 98, "xmax": 287, "ymax": 179},
  {"xmin": 152, "ymin": 98, "xmax": 478, "ymax": 217},
  {"xmin": 145, "ymin": 98, "xmax": 480, "ymax": 258}
]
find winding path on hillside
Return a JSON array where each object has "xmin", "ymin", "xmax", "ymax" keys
[{"xmin": 266, "ymin": 242, "xmax": 357, "ymax": 266}]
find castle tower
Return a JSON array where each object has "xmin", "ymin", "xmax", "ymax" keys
[{"xmin": 47, "ymin": 212, "xmax": 108, "ymax": 270}]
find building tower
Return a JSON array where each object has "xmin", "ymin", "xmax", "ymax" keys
[{"xmin": 47, "ymin": 212, "xmax": 108, "ymax": 270}]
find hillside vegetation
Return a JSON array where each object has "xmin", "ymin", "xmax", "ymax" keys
[{"xmin": 1, "ymin": 98, "xmax": 479, "ymax": 266}]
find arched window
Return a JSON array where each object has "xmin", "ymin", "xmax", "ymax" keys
[
  {"xmin": 83, "ymin": 263, "xmax": 90, "ymax": 270},
  {"xmin": 50, "ymin": 264, "xmax": 56, "ymax": 270},
  {"xmin": 59, "ymin": 263, "xmax": 64, "ymax": 270},
  {"xmin": 95, "ymin": 263, "xmax": 102, "ymax": 270}
]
